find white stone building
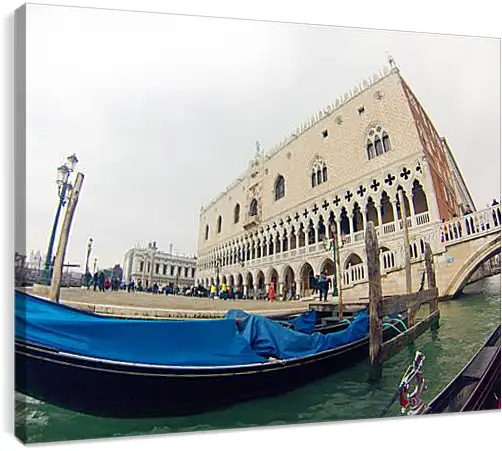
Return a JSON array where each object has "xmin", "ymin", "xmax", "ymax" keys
[
  {"xmin": 123, "ymin": 242, "xmax": 197, "ymax": 288},
  {"xmin": 195, "ymin": 62, "xmax": 474, "ymax": 301}
]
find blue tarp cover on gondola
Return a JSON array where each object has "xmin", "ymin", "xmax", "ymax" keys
[
  {"xmin": 226, "ymin": 309, "xmax": 369, "ymax": 360},
  {"xmin": 15, "ymin": 291, "xmax": 369, "ymax": 366},
  {"xmin": 15, "ymin": 291, "xmax": 266, "ymax": 366},
  {"xmin": 288, "ymin": 309, "xmax": 317, "ymax": 334}
]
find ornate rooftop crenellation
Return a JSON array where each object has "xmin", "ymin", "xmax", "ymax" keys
[{"xmin": 200, "ymin": 61, "xmax": 399, "ymax": 214}]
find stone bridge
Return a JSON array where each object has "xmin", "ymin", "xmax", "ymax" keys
[{"xmin": 340, "ymin": 205, "xmax": 501, "ymax": 301}]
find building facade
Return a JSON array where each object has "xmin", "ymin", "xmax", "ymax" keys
[
  {"xmin": 123, "ymin": 242, "xmax": 197, "ymax": 288},
  {"xmin": 195, "ymin": 62, "xmax": 473, "ymax": 300}
]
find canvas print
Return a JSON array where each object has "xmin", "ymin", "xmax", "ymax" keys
[{"xmin": 14, "ymin": 3, "xmax": 501, "ymax": 444}]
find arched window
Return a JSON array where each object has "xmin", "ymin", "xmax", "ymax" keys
[
  {"xmin": 274, "ymin": 175, "xmax": 285, "ymax": 200},
  {"xmin": 250, "ymin": 198, "xmax": 258, "ymax": 217},
  {"xmin": 205, "ymin": 225, "xmax": 209, "ymax": 240},
  {"xmin": 217, "ymin": 216, "xmax": 222, "ymax": 233},
  {"xmin": 234, "ymin": 203, "xmax": 240, "ymax": 223},
  {"xmin": 367, "ymin": 140, "xmax": 375, "ymax": 159},
  {"xmin": 382, "ymin": 133, "xmax": 391, "ymax": 153},
  {"xmin": 366, "ymin": 125, "xmax": 391, "ymax": 160},
  {"xmin": 375, "ymin": 137, "xmax": 383, "ymax": 156},
  {"xmin": 311, "ymin": 156, "xmax": 327, "ymax": 188}
]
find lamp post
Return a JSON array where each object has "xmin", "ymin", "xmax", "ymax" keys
[
  {"xmin": 84, "ymin": 238, "xmax": 93, "ymax": 287},
  {"xmin": 215, "ymin": 257, "xmax": 222, "ymax": 297},
  {"xmin": 329, "ymin": 222, "xmax": 339, "ymax": 297},
  {"xmin": 43, "ymin": 154, "xmax": 79, "ymax": 285},
  {"xmin": 93, "ymin": 257, "xmax": 97, "ymax": 274},
  {"xmin": 84, "ymin": 238, "xmax": 93, "ymax": 274}
]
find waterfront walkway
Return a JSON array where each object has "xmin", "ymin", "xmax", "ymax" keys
[{"xmin": 24, "ymin": 286, "xmax": 310, "ymax": 319}]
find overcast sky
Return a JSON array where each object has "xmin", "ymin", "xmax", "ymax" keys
[{"xmin": 24, "ymin": 4, "xmax": 500, "ymax": 269}]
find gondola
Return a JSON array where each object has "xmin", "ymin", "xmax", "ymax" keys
[
  {"xmin": 422, "ymin": 324, "xmax": 501, "ymax": 414},
  {"xmin": 15, "ymin": 290, "xmax": 405, "ymax": 418}
]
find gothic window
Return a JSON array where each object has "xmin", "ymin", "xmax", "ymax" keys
[
  {"xmin": 217, "ymin": 216, "xmax": 222, "ymax": 233},
  {"xmin": 366, "ymin": 125, "xmax": 392, "ymax": 160},
  {"xmin": 250, "ymin": 198, "xmax": 258, "ymax": 217},
  {"xmin": 234, "ymin": 203, "xmax": 240, "ymax": 223},
  {"xmin": 205, "ymin": 224, "xmax": 209, "ymax": 240},
  {"xmin": 275, "ymin": 175, "xmax": 285, "ymax": 201},
  {"xmin": 311, "ymin": 156, "xmax": 327, "ymax": 188},
  {"xmin": 382, "ymin": 132, "xmax": 392, "ymax": 152},
  {"xmin": 367, "ymin": 140, "xmax": 375, "ymax": 159}
]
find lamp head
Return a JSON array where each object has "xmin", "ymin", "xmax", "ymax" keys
[
  {"xmin": 56, "ymin": 164, "xmax": 70, "ymax": 185},
  {"xmin": 66, "ymin": 153, "xmax": 78, "ymax": 171}
]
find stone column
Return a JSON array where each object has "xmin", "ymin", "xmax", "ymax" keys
[
  {"xmin": 407, "ymin": 191, "xmax": 416, "ymax": 225},
  {"xmin": 391, "ymin": 200, "xmax": 399, "ymax": 231},
  {"xmin": 376, "ymin": 204, "xmax": 383, "ymax": 232}
]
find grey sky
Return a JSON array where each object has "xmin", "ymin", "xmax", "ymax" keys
[{"xmin": 24, "ymin": 4, "xmax": 500, "ymax": 270}]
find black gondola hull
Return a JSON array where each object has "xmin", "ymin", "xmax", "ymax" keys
[
  {"xmin": 423, "ymin": 324, "xmax": 501, "ymax": 414},
  {"xmin": 16, "ymin": 324, "xmax": 400, "ymax": 418}
]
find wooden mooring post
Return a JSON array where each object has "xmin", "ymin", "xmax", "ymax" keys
[
  {"xmin": 50, "ymin": 172, "xmax": 84, "ymax": 302},
  {"xmin": 366, "ymin": 221, "xmax": 440, "ymax": 375}
]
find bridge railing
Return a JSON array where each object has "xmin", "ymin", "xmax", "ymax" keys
[{"xmin": 441, "ymin": 205, "xmax": 501, "ymax": 246}]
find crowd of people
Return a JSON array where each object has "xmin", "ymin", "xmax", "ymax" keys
[{"xmin": 81, "ymin": 272, "xmax": 335, "ymax": 303}]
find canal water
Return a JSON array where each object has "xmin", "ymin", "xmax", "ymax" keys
[{"xmin": 15, "ymin": 276, "xmax": 501, "ymax": 443}]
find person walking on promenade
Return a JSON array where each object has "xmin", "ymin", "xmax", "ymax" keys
[
  {"xmin": 98, "ymin": 271, "xmax": 105, "ymax": 292},
  {"xmin": 84, "ymin": 271, "xmax": 92, "ymax": 290},
  {"xmin": 267, "ymin": 283, "xmax": 275, "ymax": 302},
  {"xmin": 311, "ymin": 274, "xmax": 319, "ymax": 296},
  {"xmin": 221, "ymin": 282, "xmax": 228, "ymax": 300},
  {"xmin": 318, "ymin": 271, "xmax": 329, "ymax": 302},
  {"xmin": 92, "ymin": 271, "xmax": 98, "ymax": 291},
  {"xmin": 210, "ymin": 283, "xmax": 216, "ymax": 299}
]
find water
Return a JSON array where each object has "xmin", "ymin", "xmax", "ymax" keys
[{"xmin": 15, "ymin": 276, "xmax": 501, "ymax": 443}]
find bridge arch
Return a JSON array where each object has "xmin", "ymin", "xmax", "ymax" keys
[{"xmin": 444, "ymin": 234, "xmax": 501, "ymax": 298}]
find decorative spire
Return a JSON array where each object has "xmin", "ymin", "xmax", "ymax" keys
[{"xmin": 387, "ymin": 53, "xmax": 399, "ymax": 72}]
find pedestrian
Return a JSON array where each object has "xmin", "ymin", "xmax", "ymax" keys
[
  {"xmin": 98, "ymin": 271, "xmax": 105, "ymax": 292},
  {"xmin": 267, "ymin": 283, "xmax": 275, "ymax": 301},
  {"xmin": 311, "ymin": 275, "xmax": 319, "ymax": 295},
  {"xmin": 210, "ymin": 283, "xmax": 216, "ymax": 299},
  {"xmin": 92, "ymin": 271, "xmax": 98, "ymax": 291},
  {"xmin": 318, "ymin": 271, "xmax": 328, "ymax": 302},
  {"xmin": 221, "ymin": 281, "xmax": 227, "ymax": 300}
]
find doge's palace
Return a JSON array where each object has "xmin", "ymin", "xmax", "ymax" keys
[{"xmin": 195, "ymin": 62, "xmax": 473, "ymax": 301}]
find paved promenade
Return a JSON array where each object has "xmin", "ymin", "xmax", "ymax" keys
[{"xmin": 25, "ymin": 286, "xmax": 310, "ymax": 319}]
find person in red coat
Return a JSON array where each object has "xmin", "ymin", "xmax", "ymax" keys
[{"xmin": 267, "ymin": 283, "xmax": 275, "ymax": 302}]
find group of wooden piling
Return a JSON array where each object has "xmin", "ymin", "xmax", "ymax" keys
[{"xmin": 365, "ymin": 220, "xmax": 440, "ymax": 373}]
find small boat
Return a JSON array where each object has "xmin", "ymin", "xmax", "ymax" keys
[
  {"xmin": 15, "ymin": 290, "xmax": 405, "ymax": 418},
  {"xmin": 422, "ymin": 324, "xmax": 501, "ymax": 414}
]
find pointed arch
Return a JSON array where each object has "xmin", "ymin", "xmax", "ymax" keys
[
  {"xmin": 274, "ymin": 175, "xmax": 285, "ymax": 201},
  {"xmin": 250, "ymin": 198, "xmax": 258, "ymax": 216},
  {"xmin": 234, "ymin": 203, "xmax": 240, "ymax": 223}
]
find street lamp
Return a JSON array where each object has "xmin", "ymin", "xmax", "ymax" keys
[
  {"xmin": 329, "ymin": 222, "xmax": 339, "ymax": 297},
  {"xmin": 84, "ymin": 238, "xmax": 93, "ymax": 274},
  {"xmin": 43, "ymin": 153, "xmax": 79, "ymax": 285},
  {"xmin": 93, "ymin": 257, "xmax": 98, "ymax": 274},
  {"xmin": 215, "ymin": 257, "xmax": 222, "ymax": 289},
  {"xmin": 83, "ymin": 238, "xmax": 93, "ymax": 287}
]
